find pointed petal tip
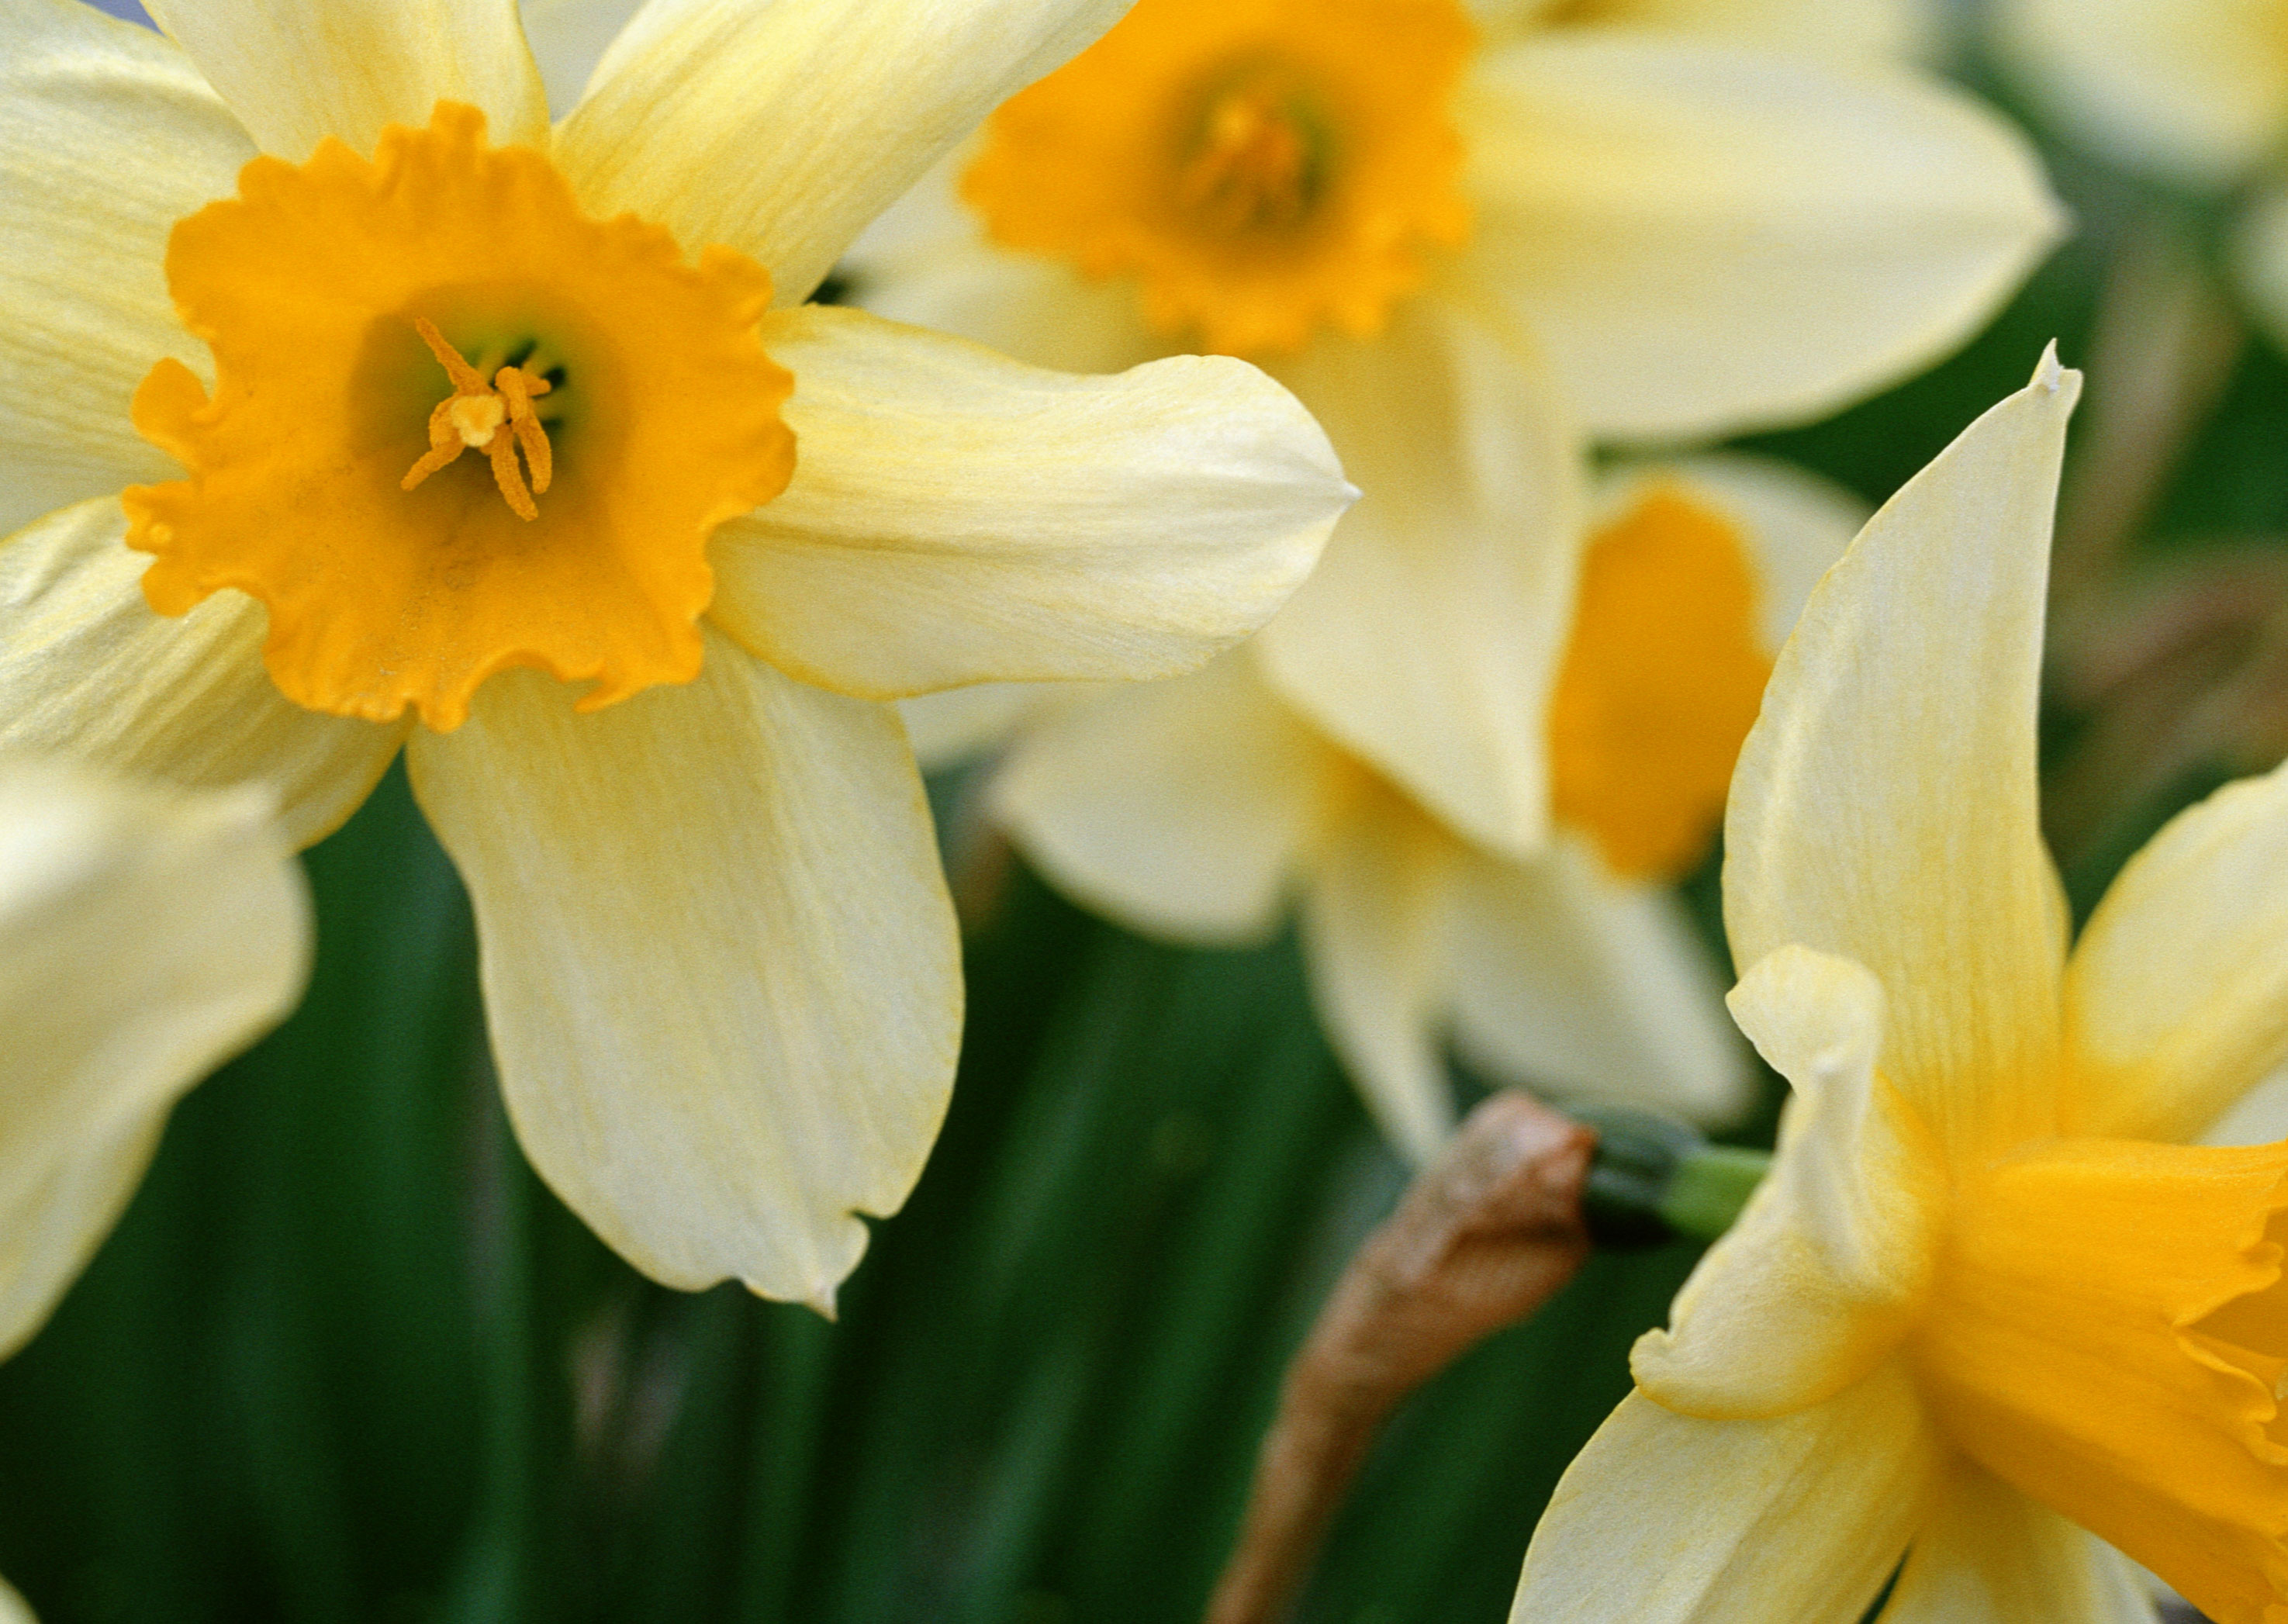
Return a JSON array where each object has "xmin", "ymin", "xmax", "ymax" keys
[{"xmin": 2029, "ymin": 340, "xmax": 2082, "ymax": 406}]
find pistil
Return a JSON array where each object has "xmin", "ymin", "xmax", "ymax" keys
[{"xmin": 401, "ymin": 317, "xmax": 556, "ymax": 520}]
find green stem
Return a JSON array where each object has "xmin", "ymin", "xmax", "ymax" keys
[{"xmin": 1573, "ymin": 1107, "xmax": 1771, "ymax": 1249}]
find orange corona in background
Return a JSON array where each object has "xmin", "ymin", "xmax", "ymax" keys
[
  {"xmin": 123, "ymin": 102, "xmax": 797, "ymax": 732},
  {"xmin": 963, "ymin": 0, "xmax": 1476, "ymax": 355}
]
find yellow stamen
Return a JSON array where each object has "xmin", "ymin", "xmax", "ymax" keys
[
  {"xmin": 400, "ymin": 317, "xmax": 555, "ymax": 522},
  {"xmin": 1177, "ymin": 83, "xmax": 1315, "ymax": 234}
]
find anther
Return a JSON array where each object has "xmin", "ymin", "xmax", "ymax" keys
[{"xmin": 401, "ymin": 317, "xmax": 555, "ymax": 521}]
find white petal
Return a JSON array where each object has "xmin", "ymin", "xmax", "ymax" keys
[
  {"xmin": 0, "ymin": 762, "xmax": 309, "ymax": 1357},
  {"xmin": 1996, "ymin": 0, "xmax": 2288, "ymax": 187},
  {"xmin": 897, "ymin": 682, "xmax": 1060, "ymax": 772},
  {"xmin": 518, "ymin": 0, "xmax": 641, "ymax": 114},
  {"xmin": 0, "ymin": 0, "xmax": 251, "ymax": 534},
  {"xmin": 553, "ymin": 0, "xmax": 1132, "ymax": 305},
  {"xmin": 1537, "ymin": 0, "xmax": 1943, "ymax": 63},
  {"xmin": 1724, "ymin": 354, "xmax": 2077, "ymax": 1152},
  {"xmin": 1631, "ymin": 945, "xmax": 1941, "ymax": 1420},
  {"xmin": 1510, "ymin": 1365, "xmax": 1943, "ymax": 1624},
  {"xmin": 1257, "ymin": 293, "xmax": 1588, "ymax": 859},
  {"xmin": 991, "ymin": 652, "xmax": 1332, "ymax": 945},
  {"xmin": 142, "ymin": 0, "xmax": 548, "ymax": 160},
  {"xmin": 1445, "ymin": 834, "xmax": 1751, "ymax": 1125},
  {"xmin": 1298, "ymin": 778, "xmax": 1461, "ymax": 1166},
  {"xmin": 2064, "ymin": 758, "xmax": 2288, "ymax": 1145},
  {"xmin": 1601, "ymin": 454, "xmax": 1867, "ymax": 655},
  {"xmin": 710, "ymin": 306, "xmax": 1346, "ymax": 697},
  {"xmin": 1463, "ymin": 37, "xmax": 2063, "ymax": 438},
  {"xmin": 407, "ymin": 635, "xmax": 960, "ymax": 1308},
  {"xmin": 0, "ymin": 500, "xmax": 406, "ymax": 849},
  {"xmin": 0, "ymin": 1574, "xmax": 30, "ymax": 1624},
  {"xmin": 1881, "ymin": 1464, "xmax": 2162, "ymax": 1624}
]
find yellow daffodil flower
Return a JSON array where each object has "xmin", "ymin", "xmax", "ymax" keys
[
  {"xmin": 0, "ymin": 0, "xmax": 1353, "ymax": 1309},
  {"xmin": 1998, "ymin": 0, "xmax": 2288, "ymax": 350},
  {"xmin": 1512, "ymin": 351, "xmax": 2288, "ymax": 1624},
  {"xmin": 852, "ymin": 0, "xmax": 2058, "ymax": 860},
  {"xmin": 976, "ymin": 458, "xmax": 1863, "ymax": 1160},
  {"xmin": 0, "ymin": 762, "xmax": 307, "ymax": 1361}
]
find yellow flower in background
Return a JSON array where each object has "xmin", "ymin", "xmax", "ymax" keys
[
  {"xmin": 0, "ymin": 0, "xmax": 1352, "ymax": 1309},
  {"xmin": 1997, "ymin": 0, "xmax": 2288, "ymax": 350},
  {"xmin": 854, "ymin": 0, "xmax": 2059, "ymax": 861},
  {"xmin": 0, "ymin": 763, "xmax": 308, "ymax": 1363},
  {"xmin": 1514, "ymin": 352, "xmax": 2288, "ymax": 1624},
  {"xmin": 974, "ymin": 458, "xmax": 1863, "ymax": 1160}
]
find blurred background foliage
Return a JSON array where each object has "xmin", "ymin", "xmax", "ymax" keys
[{"xmin": 5, "ymin": 4, "xmax": 2283, "ymax": 1622}]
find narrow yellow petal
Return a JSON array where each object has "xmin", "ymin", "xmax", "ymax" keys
[
  {"xmin": 1725, "ymin": 353, "xmax": 2079, "ymax": 1153},
  {"xmin": 1881, "ymin": 1463, "xmax": 2162, "ymax": 1624}
]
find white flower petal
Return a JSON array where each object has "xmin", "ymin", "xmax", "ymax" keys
[
  {"xmin": 0, "ymin": 0, "xmax": 252, "ymax": 535},
  {"xmin": 1724, "ymin": 354, "xmax": 2077, "ymax": 1152},
  {"xmin": 992, "ymin": 652, "xmax": 1331, "ymax": 945},
  {"xmin": 898, "ymin": 682, "xmax": 1059, "ymax": 772},
  {"xmin": 1298, "ymin": 778, "xmax": 1461, "ymax": 1166},
  {"xmin": 1996, "ymin": 0, "xmax": 2288, "ymax": 187},
  {"xmin": 1445, "ymin": 834, "xmax": 1751, "ymax": 1124},
  {"xmin": 2064, "ymin": 758, "xmax": 2288, "ymax": 1145},
  {"xmin": 1632, "ymin": 945, "xmax": 1941, "ymax": 1420},
  {"xmin": 0, "ymin": 762, "xmax": 309, "ymax": 1358},
  {"xmin": 552, "ymin": 0, "xmax": 1132, "ymax": 305},
  {"xmin": 710, "ymin": 306, "xmax": 1346, "ymax": 698},
  {"xmin": 1557, "ymin": 0, "xmax": 1941, "ymax": 62},
  {"xmin": 1463, "ymin": 37, "xmax": 2063, "ymax": 439},
  {"xmin": 142, "ymin": 0, "xmax": 548, "ymax": 161},
  {"xmin": 1509, "ymin": 1365, "xmax": 1941, "ymax": 1624},
  {"xmin": 1882, "ymin": 1463, "xmax": 2162, "ymax": 1624},
  {"xmin": 0, "ymin": 500, "xmax": 405, "ymax": 849},
  {"xmin": 406, "ymin": 634, "xmax": 960, "ymax": 1308},
  {"xmin": 1257, "ymin": 293, "xmax": 1588, "ymax": 859}
]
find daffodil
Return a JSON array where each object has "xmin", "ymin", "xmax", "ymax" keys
[
  {"xmin": 853, "ymin": 0, "xmax": 2058, "ymax": 861},
  {"xmin": 1998, "ymin": 0, "xmax": 2288, "ymax": 351},
  {"xmin": 0, "ymin": 0, "xmax": 1351, "ymax": 1308},
  {"xmin": 985, "ymin": 457, "xmax": 1863, "ymax": 1160},
  {"xmin": 0, "ymin": 761, "xmax": 308, "ymax": 1360},
  {"xmin": 1512, "ymin": 351, "xmax": 2288, "ymax": 1624}
]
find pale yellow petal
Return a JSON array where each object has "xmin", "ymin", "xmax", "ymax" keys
[
  {"xmin": 2064, "ymin": 758, "xmax": 2288, "ymax": 1144},
  {"xmin": 1445, "ymin": 833, "xmax": 1749, "ymax": 1124},
  {"xmin": 406, "ymin": 634, "xmax": 960, "ymax": 1309},
  {"xmin": 992, "ymin": 651, "xmax": 1332, "ymax": 945},
  {"xmin": 1882, "ymin": 1463, "xmax": 2162, "ymax": 1624},
  {"xmin": 710, "ymin": 306, "xmax": 1346, "ymax": 698},
  {"xmin": 142, "ymin": 0, "xmax": 547, "ymax": 161},
  {"xmin": 0, "ymin": 0, "xmax": 251, "ymax": 534},
  {"xmin": 1510, "ymin": 1364, "xmax": 1942, "ymax": 1624},
  {"xmin": 518, "ymin": 0, "xmax": 641, "ymax": 114},
  {"xmin": 1724, "ymin": 354, "xmax": 2077, "ymax": 1152},
  {"xmin": 1996, "ymin": 0, "xmax": 2288, "ymax": 187},
  {"xmin": 1463, "ymin": 37, "xmax": 2063, "ymax": 439},
  {"xmin": 0, "ymin": 763, "xmax": 309, "ymax": 1357},
  {"xmin": 1529, "ymin": 0, "xmax": 1944, "ymax": 63},
  {"xmin": 1298, "ymin": 776, "xmax": 1461, "ymax": 1166},
  {"xmin": 2202, "ymin": 1063, "xmax": 2288, "ymax": 1148},
  {"xmin": 553, "ymin": 0, "xmax": 1132, "ymax": 306},
  {"xmin": 0, "ymin": 500, "xmax": 404, "ymax": 849},
  {"xmin": 1256, "ymin": 293, "xmax": 1588, "ymax": 859},
  {"xmin": 0, "ymin": 1573, "xmax": 30, "ymax": 1624},
  {"xmin": 1633, "ymin": 945, "xmax": 1941, "ymax": 1418},
  {"xmin": 1609, "ymin": 454, "xmax": 1866, "ymax": 655}
]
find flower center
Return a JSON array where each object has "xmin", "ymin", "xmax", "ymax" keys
[
  {"xmin": 1913, "ymin": 1139, "xmax": 2288, "ymax": 1624},
  {"xmin": 122, "ymin": 102, "xmax": 797, "ymax": 732},
  {"xmin": 963, "ymin": 0, "xmax": 1476, "ymax": 356},
  {"xmin": 1546, "ymin": 485, "xmax": 1772, "ymax": 881}
]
